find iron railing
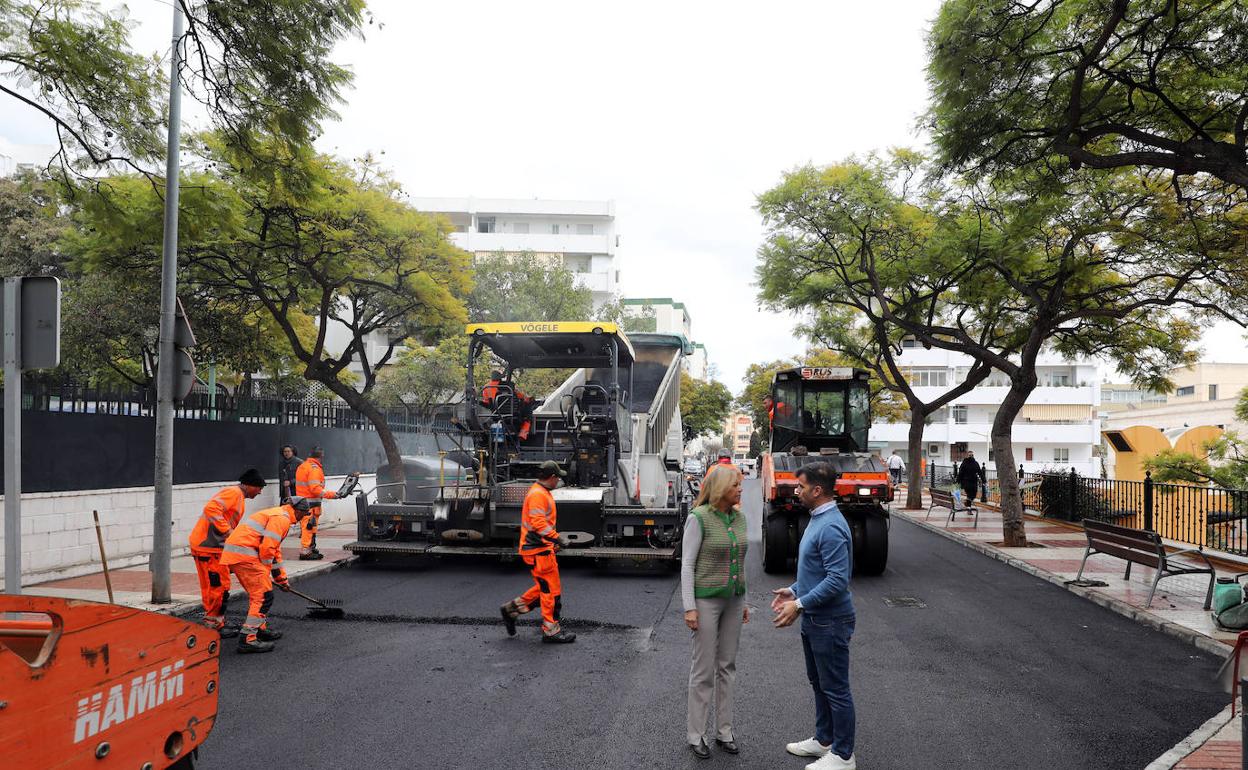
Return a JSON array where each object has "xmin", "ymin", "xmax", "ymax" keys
[
  {"xmin": 1029, "ymin": 469, "xmax": 1248, "ymax": 557},
  {"xmin": 4, "ymin": 380, "xmax": 458, "ymax": 434}
]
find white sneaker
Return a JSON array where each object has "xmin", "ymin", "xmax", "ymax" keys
[
  {"xmin": 806, "ymin": 752, "xmax": 856, "ymax": 770},
  {"xmin": 786, "ymin": 737, "xmax": 831, "ymax": 757}
]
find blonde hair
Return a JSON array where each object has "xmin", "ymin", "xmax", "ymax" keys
[{"xmin": 695, "ymin": 464, "xmax": 743, "ymax": 510}]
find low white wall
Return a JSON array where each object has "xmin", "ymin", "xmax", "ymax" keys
[{"xmin": 0, "ymin": 474, "xmax": 371, "ymax": 590}]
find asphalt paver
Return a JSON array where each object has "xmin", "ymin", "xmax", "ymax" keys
[{"xmin": 198, "ymin": 479, "xmax": 1227, "ymax": 769}]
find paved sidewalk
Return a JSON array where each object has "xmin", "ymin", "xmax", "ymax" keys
[
  {"xmin": 895, "ymin": 488, "xmax": 1242, "ymax": 769},
  {"xmin": 23, "ymin": 520, "xmax": 357, "ymax": 617}
]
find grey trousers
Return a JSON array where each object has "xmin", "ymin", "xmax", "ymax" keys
[{"xmin": 686, "ymin": 595, "xmax": 745, "ymax": 744}]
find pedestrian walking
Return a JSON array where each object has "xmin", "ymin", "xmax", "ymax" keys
[
  {"xmin": 957, "ymin": 450, "xmax": 986, "ymax": 508},
  {"xmin": 499, "ymin": 460, "xmax": 576, "ymax": 643},
  {"xmin": 682, "ymin": 464, "xmax": 749, "ymax": 759},
  {"xmin": 773, "ymin": 461, "xmax": 857, "ymax": 770},
  {"xmin": 188, "ymin": 469, "xmax": 266, "ymax": 636},
  {"xmin": 295, "ymin": 447, "xmax": 338, "ymax": 560},
  {"xmin": 219, "ymin": 496, "xmax": 314, "ymax": 653},
  {"xmin": 278, "ymin": 445, "xmax": 301, "ymax": 504},
  {"xmin": 887, "ymin": 451, "xmax": 905, "ymax": 486}
]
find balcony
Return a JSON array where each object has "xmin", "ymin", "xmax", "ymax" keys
[
  {"xmin": 572, "ymin": 271, "xmax": 613, "ymax": 294},
  {"xmin": 451, "ymin": 231, "xmax": 613, "ymax": 256},
  {"xmin": 908, "ymin": 385, "xmax": 1098, "ymax": 406}
]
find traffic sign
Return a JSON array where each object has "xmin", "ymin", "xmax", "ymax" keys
[{"xmin": 0, "ymin": 276, "xmax": 61, "ymax": 370}]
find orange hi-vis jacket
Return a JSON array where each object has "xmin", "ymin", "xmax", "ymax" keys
[
  {"xmin": 189, "ymin": 486, "xmax": 247, "ymax": 555},
  {"xmin": 295, "ymin": 457, "xmax": 337, "ymax": 509},
  {"xmin": 518, "ymin": 483, "xmax": 560, "ymax": 556},
  {"xmin": 219, "ymin": 505, "xmax": 297, "ymax": 579}
]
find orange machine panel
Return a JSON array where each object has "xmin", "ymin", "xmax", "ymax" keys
[{"xmin": 0, "ymin": 595, "xmax": 219, "ymax": 769}]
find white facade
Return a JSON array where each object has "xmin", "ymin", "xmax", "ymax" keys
[
  {"xmin": 409, "ymin": 197, "xmax": 619, "ymax": 308},
  {"xmin": 870, "ymin": 346, "xmax": 1103, "ymax": 476},
  {"xmin": 0, "ymin": 137, "xmax": 56, "ymax": 178},
  {"xmin": 686, "ymin": 343, "xmax": 709, "ymax": 381}
]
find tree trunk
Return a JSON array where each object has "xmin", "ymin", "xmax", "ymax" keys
[
  {"xmin": 317, "ymin": 374, "xmax": 406, "ymax": 484},
  {"xmin": 905, "ymin": 411, "xmax": 927, "ymax": 509},
  {"xmin": 991, "ymin": 379, "xmax": 1036, "ymax": 546}
]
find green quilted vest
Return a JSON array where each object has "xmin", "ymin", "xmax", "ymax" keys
[{"xmin": 692, "ymin": 503, "xmax": 748, "ymax": 599}]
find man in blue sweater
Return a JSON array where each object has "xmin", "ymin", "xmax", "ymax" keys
[{"xmin": 772, "ymin": 461, "xmax": 856, "ymax": 770}]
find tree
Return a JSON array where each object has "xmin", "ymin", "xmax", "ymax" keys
[
  {"xmin": 467, "ymin": 251, "xmax": 594, "ymax": 323},
  {"xmin": 756, "ymin": 154, "xmax": 1002, "ymax": 508},
  {"xmin": 927, "ymin": 0, "xmax": 1248, "ymax": 190},
  {"xmin": 373, "ymin": 337, "xmax": 466, "ymax": 412},
  {"xmin": 1147, "ymin": 391, "xmax": 1248, "ymax": 489},
  {"xmin": 0, "ymin": 171, "xmax": 70, "ymax": 276},
  {"xmin": 73, "ymin": 143, "xmax": 471, "ymax": 476},
  {"xmin": 756, "ymin": 154, "xmax": 1238, "ymax": 545},
  {"xmin": 1, "ymin": 1, "xmax": 366, "ymax": 178},
  {"xmin": 680, "ymin": 371, "xmax": 734, "ymax": 440}
]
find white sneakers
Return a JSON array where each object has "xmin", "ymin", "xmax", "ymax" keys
[
  {"xmin": 806, "ymin": 752, "xmax": 856, "ymax": 770},
  {"xmin": 785, "ymin": 738, "xmax": 855, "ymax": 769},
  {"xmin": 786, "ymin": 738, "xmax": 831, "ymax": 757}
]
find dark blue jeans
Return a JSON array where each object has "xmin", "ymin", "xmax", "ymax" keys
[{"xmin": 801, "ymin": 612, "xmax": 856, "ymax": 760}]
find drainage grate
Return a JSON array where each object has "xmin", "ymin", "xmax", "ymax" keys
[{"xmin": 883, "ymin": 596, "xmax": 926, "ymax": 608}]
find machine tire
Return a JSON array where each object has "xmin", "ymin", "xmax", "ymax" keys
[
  {"xmin": 762, "ymin": 512, "xmax": 790, "ymax": 574},
  {"xmin": 857, "ymin": 512, "xmax": 889, "ymax": 576}
]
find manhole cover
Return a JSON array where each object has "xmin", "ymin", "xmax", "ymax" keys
[{"xmin": 883, "ymin": 596, "xmax": 926, "ymax": 608}]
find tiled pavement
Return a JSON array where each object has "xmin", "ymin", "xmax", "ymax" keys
[
  {"xmin": 895, "ymin": 489, "xmax": 1244, "ymax": 770},
  {"xmin": 23, "ymin": 521, "xmax": 357, "ymax": 615}
]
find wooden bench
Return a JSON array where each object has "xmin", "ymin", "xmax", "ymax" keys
[
  {"xmin": 1076, "ymin": 519, "xmax": 1216, "ymax": 610},
  {"xmin": 926, "ymin": 487, "xmax": 977, "ymax": 528}
]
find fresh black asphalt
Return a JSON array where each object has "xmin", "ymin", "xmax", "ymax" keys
[{"xmin": 198, "ymin": 479, "xmax": 1228, "ymax": 769}]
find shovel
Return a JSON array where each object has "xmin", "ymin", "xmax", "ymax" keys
[{"xmin": 279, "ymin": 583, "xmax": 346, "ymax": 620}]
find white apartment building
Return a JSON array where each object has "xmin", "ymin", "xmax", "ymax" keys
[
  {"xmin": 408, "ymin": 197, "xmax": 619, "ymax": 308},
  {"xmin": 870, "ymin": 345, "xmax": 1102, "ymax": 476},
  {"xmin": 724, "ymin": 413, "xmax": 753, "ymax": 458},
  {"xmin": 620, "ymin": 297, "xmax": 711, "ymax": 381},
  {"xmin": 0, "ymin": 137, "xmax": 55, "ymax": 178}
]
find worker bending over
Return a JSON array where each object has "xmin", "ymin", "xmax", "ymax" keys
[
  {"xmin": 189, "ymin": 469, "xmax": 266, "ymax": 636},
  {"xmin": 500, "ymin": 461, "xmax": 576, "ymax": 643},
  {"xmin": 220, "ymin": 496, "xmax": 314, "ymax": 654},
  {"xmin": 295, "ymin": 447, "xmax": 337, "ymax": 560}
]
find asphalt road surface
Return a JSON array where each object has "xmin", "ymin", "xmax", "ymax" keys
[{"xmin": 198, "ymin": 479, "xmax": 1227, "ymax": 770}]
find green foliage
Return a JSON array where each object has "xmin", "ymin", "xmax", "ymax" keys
[
  {"xmin": 0, "ymin": 0, "xmax": 365, "ymax": 176},
  {"xmin": 374, "ymin": 337, "xmax": 467, "ymax": 410},
  {"xmin": 927, "ymin": 0, "xmax": 1248, "ymax": 190},
  {"xmin": 1146, "ymin": 429, "xmax": 1248, "ymax": 490},
  {"xmin": 467, "ymin": 251, "xmax": 594, "ymax": 323},
  {"xmin": 0, "ymin": 171, "xmax": 71, "ymax": 276},
  {"xmin": 680, "ymin": 371, "xmax": 734, "ymax": 440}
]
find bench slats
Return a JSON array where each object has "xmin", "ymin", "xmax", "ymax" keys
[
  {"xmin": 1089, "ymin": 541, "xmax": 1162, "ymax": 569},
  {"xmin": 1086, "ymin": 528, "xmax": 1161, "ymax": 555}
]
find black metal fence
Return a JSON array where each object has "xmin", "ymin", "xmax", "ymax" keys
[
  {"xmin": 12, "ymin": 380, "xmax": 457, "ymax": 433},
  {"xmin": 1029, "ymin": 470, "xmax": 1248, "ymax": 557}
]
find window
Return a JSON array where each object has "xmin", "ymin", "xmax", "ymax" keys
[
  {"xmin": 512, "ymin": 222, "xmax": 529, "ymax": 234},
  {"xmin": 902, "ymin": 337, "xmax": 921, "ymax": 349},
  {"xmin": 908, "ymin": 369, "xmax": 948, "ymax": 388},
  {"xmin": 1210, "ymin": 384, "xmax": 1219, "ymax": 400},
  {"xmin": 1176, "ymin": 385, "xmax": 1195, "ymax": 397},
  {"xmin": 576, "ymin": 223, "xmax": 594, "ymax": 235},
  {"xmin": 551, "ymin": 224, "xmax": 561, "ymax": 235},
  {"xmin": 1025, "ymin": 447, "xmax": 1034, "ymax": 461},
  {"xmin": 1050, "ymin": 372, "xmax": 1071, "ymax": 387},
  {"xmin": 477, "ymin": 217, "xmax": 496, "ymax": 234},
  {"xmin": 1053, "ymin": 447, "xmax": 1070, "ymax": 463},
  {"xmin": 953, "ymin": 405, "xmax": 968, "ymax": 424},
  {"xmin": 987, "ymin": 445, "xmax": 995, "ymax": 461}
]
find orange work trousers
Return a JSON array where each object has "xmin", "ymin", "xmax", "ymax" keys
[
  {"xmin": 192, "ymin": 551, "xmax": 231, "ymax": 629},
  {"xmin": 300, "ymin": 508, "xmax": 321, "ymax": 550},
  {"xmin": 229, "ymin": 560, "xmax": 274, "ymax": 642},
  {"xmin": 519, "ymin": 552, "xmax": 562, "ymax": 631}
]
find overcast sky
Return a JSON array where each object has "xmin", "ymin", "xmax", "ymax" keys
[{"xmin": 4, "ymin": 0, "xmax": 1246, "ymax": 391}]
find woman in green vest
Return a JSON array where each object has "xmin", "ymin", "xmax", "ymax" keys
[{"xmin": 682, "ymin": 463, "xmax": 750, "ymax": 759}]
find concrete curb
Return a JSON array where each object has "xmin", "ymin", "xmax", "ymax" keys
[
  {"xmin": 895, "ymin": 513, "xmax": 1231, "ymax": 658},
  {"xmin": 1144, "ymin": 703, "xmax": 1235, "ymax": 770},
  {"xmin": 167, "ymin": 555, "xmax": 358, "ymax": 619}
]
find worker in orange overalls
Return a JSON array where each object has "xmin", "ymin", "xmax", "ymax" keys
[
  {"xmin": 220, "ymin": 496, "xmax": 314, "ymax": 653},
  {"xmin": 500, "ymin": 460, "xmax": 576, "ymax": 643},
  {"xmin": 188, "ymin": 468, "xmax": 266, "ymax": 636},
  {"xmin": 482, "ymin": 370, "xmax": 535, "ymax": 441},
  {"xmin": 295, "ymin": 447, "xmax": 338, "ymax": 560}
]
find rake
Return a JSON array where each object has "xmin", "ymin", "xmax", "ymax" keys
[{"xmin": 279, "ymin": 583, "xmax": 346, "ymax": 620}]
